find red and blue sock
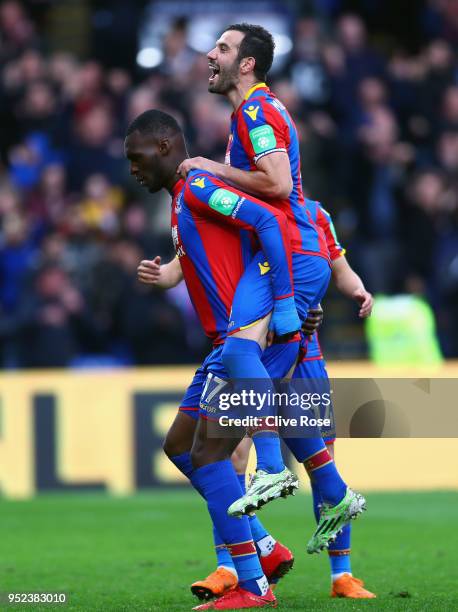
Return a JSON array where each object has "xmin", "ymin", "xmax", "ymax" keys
[
  {"xmin": 171, "ymin": 453, "xmax": 237, "ymax": 572},
  {"xmin": 311, "ymin": 481, "xmax": 352, "ymax": 579},
  {"xmin": 191, "ymin": 460, "xmax": 268, "ymax": 596},
  {"xmin": 284, "ymin": 438, "xmax": 346, "ymax": 505}
]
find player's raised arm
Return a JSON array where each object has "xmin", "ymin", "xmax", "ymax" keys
[{"xmin": 186, "ymin": 172, "xmax": 300, "ymax": 336}]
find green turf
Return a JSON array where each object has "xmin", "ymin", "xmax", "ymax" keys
[{"xmin": 0, "ymin": 490, "xmax": 457, "ymax": 611}]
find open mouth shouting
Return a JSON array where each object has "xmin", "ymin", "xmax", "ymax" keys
[{"xmin": 208, "ymin": 63, "xmax": 220, "ymax": 84}]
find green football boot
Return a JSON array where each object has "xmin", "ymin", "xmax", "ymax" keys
[
  {"xmin": 307, "ymin": 488, "xmax": 366, "ymax": 554},
  {"xmin": 228, "ymin": 468, "xmax": 299, "ymax": 517}
]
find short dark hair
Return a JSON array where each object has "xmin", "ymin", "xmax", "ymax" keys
[
  {"xmin": 126, "ymin": 109, "xmax": 181, "ymax": 139},
  {"xmin": 226, "ymin": 23, "xmax": 275, "ymax": 81}
]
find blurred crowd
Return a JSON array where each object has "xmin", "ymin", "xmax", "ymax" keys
[{"xmin": 0, "ymin": 0, "xmax": 457, "ymax": 368}]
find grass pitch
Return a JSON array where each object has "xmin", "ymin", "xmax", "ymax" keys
[{"xmin": 0, "ymin": 490, "xmax": 457, "ymax": 611}]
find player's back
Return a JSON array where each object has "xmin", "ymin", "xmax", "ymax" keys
[
  {"xmin": 171, "ymin": 173, "xmax": 257, "ymax": 345},
  {"xmin": 227, "ymin": 84, "xmax": 328, "ymax": 260}
]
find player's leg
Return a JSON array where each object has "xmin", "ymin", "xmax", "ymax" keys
[
  {"xmin": 281, "ymin": 254, "xmax": 366, "ymax": 552},
  {"xmin": 163, "ymin": 363, "xmax": 206, "ymax": 479},
  {"xmin": 295, "ymin": 357, "xmax": 354, "ymax": 578},
  {"xmin": 224, "ymin": 251, "xmax": 300, "ymax": 514},
  {"xmin": 163, "ymin": 359, "xmax": 243, "ymax": 600},
  {"xmin": 233, "ymin": 438, "xmax": 294, "ymax": 588},
  {"xmin": 193, "ymin": 435, "xmax": 293, "ymax": 601},
  {"xmin": 192, "ymin": 439, "xmax": 251, "ymax": 600},
  {"xmin": 190, "ymin": 409, "xmax": 275, "ymax": 608},
  {"xmin": 324, "ymin": 442, "xmax": 375, "ymax": 596}
]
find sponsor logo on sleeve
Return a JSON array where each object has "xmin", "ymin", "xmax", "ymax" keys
[
  {"xmin": 208, "ymin": 189, "xmax": 240, "ymax": 216},
  {"xmin": 249, "ymin": 125, "xmax": 276, "ymax": 154},
  {"xmin": 244, "ymin": 104, "xmax": 260, "ymax": 121},
  {"xmin": 191, "ymin": 177, "xmax": 206, "ymax": 188},
  {"xmin": 171, "ymin": 225, "xmax": 185, "ymax": 257},
  {"xmin": 174, "ymin": 192, "xmax": 182, "ymax": 214},
  {"xmin": 270, "ymin": 98, "xmax": 286, "ymax": 112},
  {"xmin": 258, "ymin": 261, "xmax": 270, "ymax": 275}
]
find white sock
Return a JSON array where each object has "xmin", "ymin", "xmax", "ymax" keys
[
  {"xmin": 219, "ymin": 565, "xmax": 238, "ymax": 578},
  {"xmin": 332, "ymin": 571, "xmax": 352, "ymax": 582},
  {"xmin": 256, "ymin": 535, "xmax": 276, "ymax": 557}
]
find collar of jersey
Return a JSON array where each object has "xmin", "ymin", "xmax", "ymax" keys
[
  {"xmin": 232, "ymin": 82, "xmax": 268, "ymax": 118},
  {"xmin": 244, "ymin": 82, "xmax": 268, "ymax": 100},
  {"xmin": 171, "ymin": 177, "xmax": 185, "ymax": 199}
]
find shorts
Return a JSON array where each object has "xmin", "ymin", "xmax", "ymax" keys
[
  {"xmin": 178, "ymin": 345, "xmax": 225, "ymax": 420},
  {"xmin": 179, "ymin": 340, "xmax": 301, "ymax": 421},
  {"xmin": 228, "ymin": 251, "xmax": 331, "ymax": 332}
]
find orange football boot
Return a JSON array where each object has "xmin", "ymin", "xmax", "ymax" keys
[
  {"xmin": 331, "ymin": 574, "xmax": 376, "ymax": 598},
  {"xmin": 191, "ymin": 567, "xmax": 238, "ymax": 601},
  {"xmin": 193, "ymin": 586, "xmax": 277, "ymax": 609}
]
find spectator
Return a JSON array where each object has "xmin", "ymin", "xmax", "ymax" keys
[
  {"xmin": 0, "ymin": 2, "xmax": 456, "ymax": 365},
  {"xmin": 14, "ymin": 264, "xmax": 98, "ymax": 368}
]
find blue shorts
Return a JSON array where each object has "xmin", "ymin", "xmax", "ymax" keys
[
  {"xmin": 293, "ymin": 357, "xmax": 336, "ymax": 443},
  {"xmin": 179, "ymin": 340, "xmax": 300, "ymax": 420},
  {"xmin": 229, "ymin": 251, "xmax": 331, "ymax": 332},
  {"xmin": 179, "ymin": 345, "xmax": 226, "ymax": 419}
]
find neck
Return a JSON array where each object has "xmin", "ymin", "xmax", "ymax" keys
[
  {"xmin": 165, "ymin": 173, "xmax": 181, "ymax": 195},
  {"xmin": 226, "ymin": 77, "xmax": 264, "ymax": 111},
  {"xmin": 166, "ymin": 152, "xmax": 189, "ymax": 195}
]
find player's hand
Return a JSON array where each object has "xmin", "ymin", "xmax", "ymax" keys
[
  {"xmin": 352, "ymin": 288, "xmax": 373, "ymax": 318},
  {"xmin": 302, "ymin": 305, "xmax": 323, "ymax": 338},
  {"xmin": 177, "ymin": 157, "xmax": 215, "ymax": 178},
  {"xmin": 137, "ymin": 256, "xmax": 162, "ymax": 285},
  {"xmin": 270, "ymin": 296, "xmax": 301, "ymax": 338}
]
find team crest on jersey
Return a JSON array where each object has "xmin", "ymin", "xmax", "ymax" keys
[
  {"xmin": 258, "ymin": 261, "xmax": 270, "ymax": 275},
  {"xmin": 191, "ymin": 177, "xmax": 206, "ymax": 188},
  {"xmin": 244, "ymin": 104, "xmax": 259, "ymax": 121}
]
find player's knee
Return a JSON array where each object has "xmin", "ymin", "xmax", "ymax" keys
[
  {"xmin": 220, "ymin": 337, "xmax": 240, "ymax": 369},
  {"xmin": 163, "ymin": 433, "xmax": 186, "ymax": 459},
  {"xmin": 191, "ymin": 438, "xmax": 234, "ymax": 469}
]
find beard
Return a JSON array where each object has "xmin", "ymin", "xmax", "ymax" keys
[{"xmin": 208, "ymin": 62, "xmax": 240, "ymax": 94}]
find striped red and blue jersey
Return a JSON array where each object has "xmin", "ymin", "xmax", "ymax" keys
[
  {"xmin": 303, "ymin": 201, "xmax": 345, "ymax": 359},
  {"xmin": 226, "ymin": 83, "xmax": 329, "ymax": 261},
  {"xmin": 306, "ymin": 199, "xmax": 345, "ymax": 263},
  {"xmin": 170, "ymin": 169, "xmax": 294, "ymax": 345}
]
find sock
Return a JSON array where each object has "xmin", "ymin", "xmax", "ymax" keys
[
  {"xmin": 169, "ymin": 451, "xmax": 194, "ymax": 479},
  {"xmin": 237, "ymin": 474, "xmax": 275, "ymax": 556},
  {"xmin": 213, "ymin": 525, "xmax": 237, "ymax": 574},
  {"xmin": 191, "ymin": 460, "xmax": 268, "ymax": 596},
  {"xmin": 283, "ymin": 436, "xmax": 346, "ymax": 505},
  {"xmin": 222, "ymin": 337, "xmax": 284, "ymax": 473},
  {"xmin": 304, "ymin": 444, "xmax": 347, "ymax": 505},
  {"xmin": 329, "ymin": 532, "xmax": 352, "ymax": 581},
  {"xmin": 171, "ymin": 453, "xmax": 237, "ymax": 573},
  {"xmin": 311, "ymin": 481, "xmax": 352, "ymax": 580}
]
